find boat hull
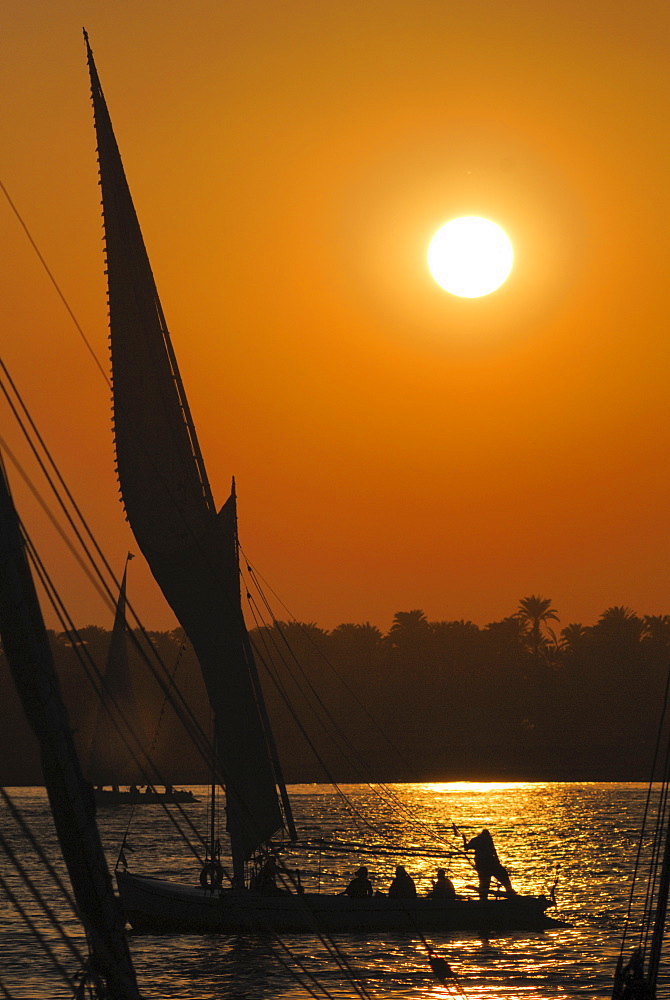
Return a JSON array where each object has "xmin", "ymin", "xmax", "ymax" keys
[{"xmin": 116, "ymin": 871, "xmax": 558, "ymax": 934}]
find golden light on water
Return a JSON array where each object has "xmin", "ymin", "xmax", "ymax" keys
[
  {"xmin": 2, "ymin": 784, "xmax": 651, "ymax": 997},
  {"xmin": 427, "ymin": 216, "xmax": 513, "ymax": 297},
  {"xmin": 420, "ymin": 781, "xmax": 540, "ymax": 794}
]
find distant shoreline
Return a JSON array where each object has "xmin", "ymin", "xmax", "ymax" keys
[{"xmin": 2, "ymin": 771, "xmax": 655, "ymax": 788}]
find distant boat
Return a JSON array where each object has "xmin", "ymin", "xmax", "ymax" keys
[
  {"xmin": 88, "ymin": 554, "xmax": 197, "ymax": 806},
  {"xmin": 0, "ymin": 460, "xmax": 140, "ymax": 997},
  {"xmin": 84, "ymin": 31, "xmax": 556, "ymax": 935},
  {"xmin": 94, "ymin": 786, "xmax": 196, "ymax": 806}
]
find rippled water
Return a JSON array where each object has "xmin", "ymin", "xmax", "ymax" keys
[{"xmin": 1, "ymin": 782, "xmax": 665, "ymax": 999}]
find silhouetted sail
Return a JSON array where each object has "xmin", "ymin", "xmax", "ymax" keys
[
  {"xmin": 88, "ymin": 556, "xmax": 145, "ymax": 785},
  {"xmin": 0, "ymin": 462, "xmax": 141, "ymax": 999},
  {"xmin": 84, "ymin": 33, "xmax": 284, "ymax": 869}
]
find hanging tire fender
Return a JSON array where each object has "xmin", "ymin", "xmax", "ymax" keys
[{"xmin": 200, "ymin": 861, "xmax": 224, "ymax": 889}]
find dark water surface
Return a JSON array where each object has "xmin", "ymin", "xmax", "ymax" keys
[{"xmin": 1, "ymin": 782, "xmax": 665, "ymax": 998}]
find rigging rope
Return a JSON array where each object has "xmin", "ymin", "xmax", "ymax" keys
[
  {"xmin": 246, "ymin": 597, "xmax": 391, "ymax": 844},
  {"xmin": 0, "ymin": 354, "xmax": 376, "ymax": 1000},
  {"xmin": 0, "ymin": 172, "xmax": 460, "ymax": 996},
  {"xmin": 615, "ymin": 656, "xmax": 670, "ymax": 995},
  {"xmin": 0, "ymin": 357, "xmax": 219, "ymax": 778},
  {"xmin": 20, "ymin": 525, "xmax": 207, "ymax": 865},
  {"xmin": 0, "ymin": 179, "xmax": 109, "ymax": 386},
  {"xmin": 243, "ymin": 554, "xmax": 418, "ymax": 770},
  {"xmin": 243, "ymin": 556, "xmax": 474, "ymax": 866},
  {"xmin": 0, "ymin": 357, "xmax": 226, "ymax": 865}
]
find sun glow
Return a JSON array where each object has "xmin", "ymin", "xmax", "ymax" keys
[
  {"xmin": 420, "ymin": 782, "xmax": 537, "ymax": 794},
  {"xmin": 428, "ymin": 216, "xmax": 513, "ymax": 298}
]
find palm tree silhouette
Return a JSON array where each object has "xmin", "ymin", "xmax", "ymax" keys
[
  {"xmin": 642, "ymin": 614, "xmax": 670, "ymax": 646},
  {"xmin": 386, "ymin": 611, "xmax": 431, "ymax": 684},
  {"xmin": 517, "ymin": 595, "xmax": 559, "ymax": 665},
  {"xmin": 593, "ymin": 606, "xmax": 643, "ymax": 645},
  {"xmin": 559, "ymin": 622, "xmax": 587, "ymax": 656},
  {"xmin": 387, "ymin": 610, "xmax": 430, "ymax": 650},
  {"xmin": 329, "ymin": 622, "xmax": 384, "ymax": 659}
]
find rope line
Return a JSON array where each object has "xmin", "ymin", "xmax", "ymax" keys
[
  {"xmin": 243, "ymin": 560, "xmax": 470, "ymax": 864},
  {"xmin": 0, "ymin": 179, "xmax": 109, "ymax": 385}
]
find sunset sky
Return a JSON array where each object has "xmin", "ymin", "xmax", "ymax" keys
[{"xmin": 1, "ymin": 1, "xmax": 670, "ymax": 635}]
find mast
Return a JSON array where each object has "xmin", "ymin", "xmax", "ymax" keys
[
  {"xmin": 84, "ymin": 31, "xmax": 288, "ymax": 873},
  {"xmin": 0, "ymin": 461, "xmax": 141, "ymax": 1000}
]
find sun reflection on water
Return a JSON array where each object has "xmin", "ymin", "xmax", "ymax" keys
[
  {"xmin": 420, "ymin": 781, "xmax": 545, "ymax": 794},
  {"xmin": 0, "ymin": 782, "xmax": 659, "ymax": 999}
]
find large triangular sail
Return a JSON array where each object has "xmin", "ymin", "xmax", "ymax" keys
[
  {"xmin": 84, "ymin": 32, "xmax": 286, "ymax": 870},
  {"xmin": 0, "ymin": 461, "xmax": 141, "ymax": 1000}
]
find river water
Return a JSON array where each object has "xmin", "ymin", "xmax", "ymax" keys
[{"xmin": 0, "ymin": 782, "xmax": 664, "ymax": 999}]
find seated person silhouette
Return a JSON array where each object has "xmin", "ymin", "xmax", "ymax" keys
[
  {"xmin": 388, "ymin": 865, "xmax": 417, "ymax": 899},
  {"xmin": 426, "ymin": 867, "xmax": 457, "ymax": 899},
  {"xmin": 342, "ymin": 866, "xmax": 373, "ymax": 898}
]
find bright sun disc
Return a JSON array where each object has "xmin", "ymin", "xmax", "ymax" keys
[{"xmin": 428, "ymin": 216, "xmax": 513, "ymax": 298}]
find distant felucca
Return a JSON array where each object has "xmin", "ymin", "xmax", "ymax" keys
[
  {"xmin": 88, "ymin": 554, "xmax": 195, "ymax": 806},
  {"xmin": 84, "ymin": 30, "xmax": 556, "ymax": 934}
]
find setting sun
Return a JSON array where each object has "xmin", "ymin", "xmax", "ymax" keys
[{"xmin": 428, "ymin": 216, "xmax": 513, "ymax": 298}]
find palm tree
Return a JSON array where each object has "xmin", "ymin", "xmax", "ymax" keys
[
  {"xmin": 483, "ymin": 615, "xmax": 529, "ymax": 665},
  {"xmin": 642, "ymin": 615, "xmax": 670, "ymax": 647},
  {"xmin": 430, "ymin": 620, "xmax": 481, "ymax": 660},
  {"xmin": 387, "ymin": 610, "xmax": 430, "ymax": 651},
  {"xmin": 559, "ymin": 622, "xmax": 587, "ymax": 656},
  {"xmin": 385, "ymin": 610, "xmax": 432, "ymax": 688},
  {"xmin": 516, "ymin": 595, "xmax": 559, "ymax": 664},
  {"xmin": 329, "ymin": 622, "xmax": 384, "ymax": 659},
  {"xmin": 594, "ymin": 606, "xmax": 643, "ymax": 644}
]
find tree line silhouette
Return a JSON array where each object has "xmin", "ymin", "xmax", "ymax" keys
[{"xmin": 2, "ymin": 596, "xmax": 667, "ymax": 784}]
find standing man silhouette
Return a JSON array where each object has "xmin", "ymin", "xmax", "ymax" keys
[{"xmin": 463, "ymin": 829, "xmax": 516, "ymax": 901}]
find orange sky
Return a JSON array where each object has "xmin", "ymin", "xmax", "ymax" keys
[{"xmin": 1, "ymin": 1, "xmax": 670, "ymax": 635}]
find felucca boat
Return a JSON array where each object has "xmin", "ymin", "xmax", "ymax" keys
[{"xmin": 84, "ymin": 31, "xmax": 556, "ymax": 935}]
